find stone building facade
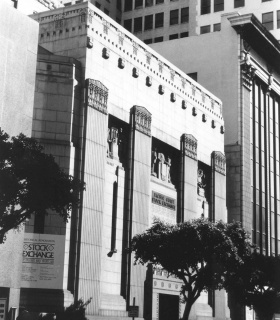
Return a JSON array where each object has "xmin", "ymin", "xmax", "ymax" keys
[
  {"xmin": 151, "ymin": 11, "xmax": 280, "ymax": 320},
  {"xmin": 16, "ymin": 2, "xmax": 228, "ymax": 319}
]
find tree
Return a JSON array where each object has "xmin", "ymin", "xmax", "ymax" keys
[
  {"xmin": 56, "ymin": 298, "xmax": 92, "ymax": 320},
  {"xmin": 229, "ymin": 253, "xmax": 280, "ymax": 320},
  {"xmin": 130, "ymin": 218, "xmax": 253, "ymax": 320},
  {"xmin": 0, "ymin": 130, "xmax": 85, "ymax": 243}
]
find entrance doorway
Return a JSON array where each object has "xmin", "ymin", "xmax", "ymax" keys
[{"xmin": 159, "ymin": 294, "xmax": 179, "ymax": 320}]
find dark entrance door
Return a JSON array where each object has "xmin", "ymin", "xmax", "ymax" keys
[{"xmin": 159, "ymin": 293, "xmax": 179, "ymax": 320}]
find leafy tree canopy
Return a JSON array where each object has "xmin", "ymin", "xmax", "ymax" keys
[
  {"xmin": 229, "ymin": 253, "xmax": 280, "ymax": 320},
  {"xmin": 130, "ymin": 218, "xmax": 253, "ymax": 320},
  {"xmin": 0, "ymin": 130, "xmax": 85, "ymax": 243}
]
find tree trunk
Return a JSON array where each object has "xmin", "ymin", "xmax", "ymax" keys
[{"xmin": 182, "ymin": 301, "xmax": 193, "ymax": 320}]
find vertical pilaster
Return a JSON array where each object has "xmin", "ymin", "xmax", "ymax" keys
[
  {"xmin": 127, "ymin": 106, "xmax": 152, "ymax": 318},
  {"xmin": 77, "ymin": 79, "xmax": 108, "ymax": 314},
  {"xmin": 179, "ymin": 134, "xmax": 198, "ymax": 221}
]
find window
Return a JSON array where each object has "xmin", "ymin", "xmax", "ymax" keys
[
  {"xmin": 262, "ymin": 0, "xmax": 272, "ymax": 2},
  {"xmin": 145, "ymin": 0, "xmax": 153, "ymax": 7},
  {"xmin": 135, "ymin": 0, "xmax": 143, "ymax": 9},
  {"xmin": 234, "ymin": 0, "xmax": 245, "ymax": 8},
  {"xmin": 104, "ymin": 8, "xmax": 109, "ymax": 15},
  {"xmin": 145, "ymin": 15, "xmax": 153, "ymax": 30},
  {"xmin": 201, "ymin": 0, "xmax": 210, "ymax": 15},
  {"xmin": 134, "ymin": 17, "xmax": 143, "ymax": 32},
  {"xmin": 95, "ymin": 1, "xmax": 101, "ymax": 8},
  {"xmin": 170, "ymin": 9, "xmax": 179, "ymax": 25},
  {"xmin": 155, "ymin": 12, "xmax": 164, "ymax": 28},
  {"xmin": 213, "ymin": 23, "xmax": 221, "ymax": 31},
  {"xmin": 154, "ymin": 36, "xmax": 163, "ymax": 42},
  {"xmin": 187, "ymin": 72, "xmax": 197, "ymax": 81},
  {"xmin": 144, "ymin": 39, "xmax": 153, "ymax": 44},
  {"xmin": 124, "ymin": 19, "xmax": 132, "ymax": 32},
  {"xmin": 64, "ymin": 2, "xmax": 71, "ymax": 6},
  {"xmin": 262, "ymin": 12, "xmax": 273, "ymax": 30},
  {"xmin": 75, "ymin": 0, "xmax": 83, "ymax": 3},
  {"xmin": 214, "ymin": 0, "xmax": 224, "ymax": 12},
  {"xmin": 181, "ymin": 7, "xmax": 189, "ymax": 23},
  {"xmin": 180, "ymin": 32, "xmax": 189, "ymax": 38},
  {"xmin": 169, "ymin": 33, "xmax": 179, "ymax": 40},
  {"xmin": 277, "ymin": 10, "xmax": 280, "ymax": 29},
  {"xmin": 124, "ymin": 0, "xmax": 132, "ymax": 11},
  {"xmin": 200, "ymin": 25, "xmax": 210, "ymax": 34},
  {"xmin": 156, "ymin": 0, "xmax": 164, "ymax": 3}
]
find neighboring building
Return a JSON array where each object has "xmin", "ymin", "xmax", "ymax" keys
[
  {"xmin": 0, "ymin": 1, "xmax": 39, "ymax": 318},
  {"xmin": 18, "ymin": 2, "xmax": 229, "ymax": 319},
  {"xmin": 150, "ymin": 11, "xmax": 280, "ymax": 319},
  {"xmin": 11, "ymin": 0, "xmax": 63, "ymax": 15}
]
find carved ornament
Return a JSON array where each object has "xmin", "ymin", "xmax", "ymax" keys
[
  {"xmin": 103, "ymin": 19, "xmax": 110, "ymax": 34},
  {"xmin": 146, "ymin": 52, "xmax": 152, "ymax": 65},
  {"xmin": 131, "ymin": 106, "xmax": 152, "ymax": 137},
  {"xmin": 118, "ymin": 31, "xmax": 125, "ymax": 46},
  {"xmin": 86, "ymin": 79, "xmax": 108, "ymax": 114},
  {"xmin": 79, "ymin": 8, "xmax": 93, "ymax": 24},
  {"xmin": 181, "ymin": 134, "xmax": 197, "ymax": 160},
  {"xmin": 212, "ymin": 151, "xmax": 226, "ymax": 176},
  {"xmin": 87, "ymin": 36, "xmax": 93, "ymax": 49}
]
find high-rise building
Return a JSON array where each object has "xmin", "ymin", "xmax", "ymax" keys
[
  {"xmin": 59, "ymin": 0, "xmax": 280, "ymax": 43},
  {"xmin": 151, "ymin": 12, "xmax": 280, "ymax": 319}
]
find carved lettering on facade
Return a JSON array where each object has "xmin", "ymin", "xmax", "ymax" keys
[
  {"xmin": 86, "ymin": 79, "xmax": 108, "ymax": 114},
  {"xmin": 132, "ymin": 106, "xmax": 151, "ymax": 137},
  {"xmin": 181, "ymin": 134, "xmax": 197, "ymax": 160},
  {"xmin": 212, "ymin": 151, "xmax": 226, "ymax": 176}
]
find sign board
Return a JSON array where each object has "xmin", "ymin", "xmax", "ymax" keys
[
  {"xmin": 21, "ymin": 233, "xmax": 65, "ymax": 289},
  {"xmin": 152, "ymin": 191, "xmax": 176, "ymax": 211},
  {"xmin": 128, "ymin": 306, "xmax": 139, "ymax": 318},
  {"xmin": 151, "ymin": 191, "xmax": 177, "ymax": 224}
]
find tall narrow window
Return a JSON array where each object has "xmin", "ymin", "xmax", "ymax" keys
[
  {"xmin": 214, "ymin": 0, "xmax": 224, "ymax": 12},
  {"xmin": 124, "ymin": 19, "xmax": 132, "ymax": 32},
  {"xmin": 262, "ymin": 12, "xmax": 274, "ymax": 30},
  {"xmin": 145, "ymin": 0, "xmax": 153, "ymax": 7},
  {"xmin": 234, "ymin": 0, "xmax": 245, "ymax": 8},
  {"xmin": 181, "ymin": 7, "xmax": 189, "ymax": 23},
  {"xmin": 170, "ymin": 9, "xmax": 179, "ymax": 25},
  {"xmin": 277, "ymin": 10, "xmax": 280, "ymax": 29},
  {"xmin": 145, "ymin": 14, "xmax": 153, "ymax": 30},
  {"xmin": 155, "ymin": 12, "xmax": 164, "ymax": 28},
  {"xmin": 124, "ymin": 0, "xmax": 132, "ymax": 11},
  {"xmin": 201, "ymin": 0, "xmax": 210, "ymax": 15},
  {"xmin": 135, "ymin": 0, "xmax": 143, "ymax": 9},
  {"xmin": 134, "ymin": 17, "xmax": 143, "ymax": 32}
]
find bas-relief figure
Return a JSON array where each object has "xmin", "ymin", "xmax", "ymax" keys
[{"xmin": 151, "ymin": 149, "xmax": 172, "ymax": 184}]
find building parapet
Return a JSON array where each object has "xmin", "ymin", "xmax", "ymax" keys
[{"xmin": 31, "ymin": 2, "xmax": 224, "ymax": 123}]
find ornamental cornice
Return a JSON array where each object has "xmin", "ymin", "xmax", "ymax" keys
[
  {"xmin": 86, "ymin": 79, "xmax": 108, "ymax": 114},
  {"xmin": 212, "ymin": 151, "xmax": 226, "ymax": 176},
  {"xmin": 181, "ymin": 134, "xmax": 197, "ymax": 160},
  {"xmin": 131, "ymin": 106, "xmax": 152, "ymax": 137}
]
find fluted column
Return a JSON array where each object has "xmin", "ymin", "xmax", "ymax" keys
[
  {"xmin": 179, "ymin": 134, "xmax": 198, "ymax": 221},
  {"xmin": 77, "ymin": 79, "xmax": 108, "ymax": 314},
  {"xmin": 127, "ymin": 106, "xmax": 152, "ymax": 318}
]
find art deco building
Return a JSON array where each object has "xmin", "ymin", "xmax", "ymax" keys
[
  {"xmin": 151, "ymin": 11, "xmax": 280, "ymax": 320},
  {"xmin": 10, "ymin": 2, "xmax": 229, "ymax": 319}
]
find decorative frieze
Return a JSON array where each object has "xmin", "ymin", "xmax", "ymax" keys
[
  {"xmin": 79, "ymin": 8, "xmax": 93, "ymax": 24},
  {"xmin": 54, "ymin": 13, "xmax": 65, "ymax": 28},
  {"xmin": 102, "ymin": 19, "xmax": 110, "ymax": 34},
  {"xmin": 181, "ymin": 134, "xmax": 197, "ymax": 160},
  {"xmin": 86, "ymin": 79, "xmax": 108, "ymax": 114},
  {"xmin": 212, "ymin": 151, "xmax": 226, "ymax": 176},
  {"xmin": 131, "ymin": 106, "xmax": 152, "ymax": 137}
]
